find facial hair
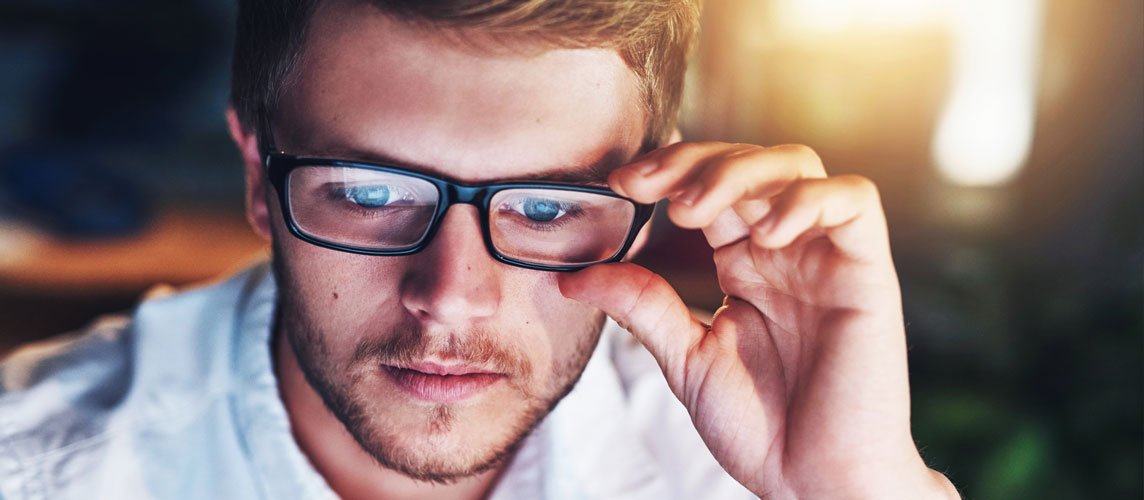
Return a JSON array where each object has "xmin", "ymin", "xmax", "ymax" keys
[{"xmin": 271, "ymin": 252, "xmax": 606, "ymax": 484}]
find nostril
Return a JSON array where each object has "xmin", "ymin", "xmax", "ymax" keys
[
  {"xmin": 399, "ymin": 278, "xmax": 499, "ymax": 325},
  {"xmin": 397, "ymin": 204, "xmax": 502, "ymax": 323}
]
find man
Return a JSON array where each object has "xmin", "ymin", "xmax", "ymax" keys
[{"xmin": 0, "ymin": 0, "xmax": 960, "ymax": 498}]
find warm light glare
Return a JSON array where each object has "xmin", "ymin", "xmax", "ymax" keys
[
  {"xmin": 773, "ymin": 0, "xmax": 1043, "ymax": 187},
  {"xmin": 775, "ymin": 0, "xmax": 950, "ymax": 34},
  {"xmin": 932, "ymin": 0, "xmax": 1043, "ymax": 187}
]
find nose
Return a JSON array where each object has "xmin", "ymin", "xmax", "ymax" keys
[{"xmin": 400, "ymin": 205, "xmax": 502, "ymax": 326}]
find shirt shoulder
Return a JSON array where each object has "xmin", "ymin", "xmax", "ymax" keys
[
  {"xmin": 0, "ymin": 314, "xmax": 135, "ymax": 464},
  {"xmin": 0, "ymin": 263, "xmax": 275, "ymax": 499}
]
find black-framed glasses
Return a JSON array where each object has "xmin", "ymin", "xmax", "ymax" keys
[{"xmin": 258, "ymin": 115, "xmax": 654, "ymax": 272}]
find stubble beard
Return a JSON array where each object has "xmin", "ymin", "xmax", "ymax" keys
[{"xmin": 271, "ymin": 253, "xmax": 606, "ymax": 484}]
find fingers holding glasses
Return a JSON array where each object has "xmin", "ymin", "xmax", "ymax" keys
[
  {"xmin": 609, "ymin": 142, "xmax": 732, "ymax": 202},
  {"xmin": 750, "ymin": 175, "xmax": 892, "ymax": 264},
  {"xmin": 609, "ymin": 143, "xmax": 829, "ymax": 248}
]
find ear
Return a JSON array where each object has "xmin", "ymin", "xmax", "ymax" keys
[
  {"xmin": 667, "ymin": 127, "xmax": 683, "ymax": 146},
  {"xmin": 227, "ymin": 107, "xmax": 273, "ymax": 241}
]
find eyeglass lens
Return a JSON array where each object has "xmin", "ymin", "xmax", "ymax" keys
[
  {"xmin": 285, "ymin": 165, "xmax": 636, "ymax": 266},
  {"xmin": 288, "ymin": 166, "xmax": 439, "ymax": 250},
  {"xmin": 488, "ymin": 188, "xmax": 634, "ymax": 266}
]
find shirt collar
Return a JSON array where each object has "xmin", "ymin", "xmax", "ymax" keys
[{"xmin": 231, "ymin": 263, "xmax": 340, "ymax": 500}]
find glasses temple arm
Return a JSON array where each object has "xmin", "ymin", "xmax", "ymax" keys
[{"xmin": 257, "ymin": 106, "xmax": 279, "ymax": 159}]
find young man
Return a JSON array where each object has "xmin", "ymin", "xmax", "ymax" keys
[{"xmin": 0, "ymin": 1, "xmax": 959, "ymax": 498}]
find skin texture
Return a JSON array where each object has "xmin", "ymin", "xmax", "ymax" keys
[
  {"xmin": 230, "ymin": 2, "xmax": 646, "ymax": 499},
  {"xmin": 228, "ymin": 1, "xmax": 961, "ymax": 499},
  {"xmin": 563, "ymin": 145, "xmax": 960, "ymax": 498}
]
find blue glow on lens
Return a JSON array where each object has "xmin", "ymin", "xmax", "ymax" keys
[
  {"xmin": 344, "ymin": 185, "xmax": 391, "ymax": 208},
  {"xmin": 522, "ymin": 198, "xmax": 563, "ymax": 222}
]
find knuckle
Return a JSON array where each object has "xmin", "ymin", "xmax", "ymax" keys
[
  {"xmin": 661, "ymin": 141, "xmax": 729, "ymax": 164},
  {"xmin": 770, "ymin": 178, "xmax": 824, "ymax": 214},
  {"xmin": 840, "ymin": 174, "xmax": 880, "ymax": 200},
  {"xmin": 774, "ymin": 143, "xmax": 826, "ymax": 175},
  {"xmin": 657, "ymin": 143, "xmax": 694, "ymax": 166},
  {"xmin": 703, "ymin": 147, "xmax": 768, "ymax": 184},
  {"xmin": 704, "ymin": 154, "xmax": 742, "ymax": 180},
  {"xmin": 786, "ymin": 178, "xmax": 818, "ymax": 201},
  {"xmin": 736, "ymin": 143, "xmax": 769, "ymax": 159},
  {"xmin": 776, "ymin": 143, "xmax": 819, "ymax": 160},
  {"xmin": 630, "ymin": 270, "xmax": 670, "ymax": 323},
  {"xmin": 768, "ymin": 189, "xmax": 801, "ymax": 216},
  {"xmin": 727, "ymin": 142, "xmax": 759, "ymax": 153}
]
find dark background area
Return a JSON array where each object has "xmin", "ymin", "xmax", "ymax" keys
[{"xmin": 0, "ymin": 0, "xmax": 1140, "ymax": 498}]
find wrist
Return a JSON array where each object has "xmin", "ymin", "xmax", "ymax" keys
[
  {"xmin": 923, "ymin": 468, "xmax": 961, "ymax": 500},
  {"xmin": 783, "ymin": 457, "xmax": 959, "ymax": 500},
  {"xmin": 870, "ymin": 462, "xmax": 960, "ymax": 500}
]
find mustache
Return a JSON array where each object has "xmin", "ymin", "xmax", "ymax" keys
[{"xmin": 350, "ymin": 321, "xmax": 533, "ymax": 379}]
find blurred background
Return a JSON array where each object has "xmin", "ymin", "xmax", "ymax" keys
[{"xmin": 0, "ymin": 0, "xmax": 1139, "ymax": 498}]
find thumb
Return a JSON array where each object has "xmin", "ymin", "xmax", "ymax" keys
[{"xmin": 558, "ymin": 262, "xmax": 707, "ymax": 390}]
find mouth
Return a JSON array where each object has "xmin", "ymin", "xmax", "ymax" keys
[{"xmin": 382, "ymin": 361, "xmax": 505, "ymax": 403}]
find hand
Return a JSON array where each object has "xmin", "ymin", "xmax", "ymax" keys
[{"xmin": 558, "ymin": 143, "xmax": 959, "ymax": 499}]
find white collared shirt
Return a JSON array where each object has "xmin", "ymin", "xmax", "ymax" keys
[{"xmin": 0, "ymin": 262, "xmax": 754, "ymax": 499}]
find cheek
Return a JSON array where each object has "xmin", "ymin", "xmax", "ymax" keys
[
  {"xmin": 273, "ymin": 226, "xmax": 410, "ymax": 358},
  {"xmin": 506, "ymin": 270, "xmax": 604, "ymax": 384},
  {"xmin": 270, "ymin": 192, "xmax": 404, "ymax": 301}
]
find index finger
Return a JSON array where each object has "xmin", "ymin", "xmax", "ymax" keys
[
  {"xmin": 608, "ymin": 142, "xmax": 742, "ymax": 203},
  {"xmin": 612, "ymin": 143, "xmax": 829, "ymax": 228}
]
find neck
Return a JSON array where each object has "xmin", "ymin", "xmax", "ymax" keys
[{"xmin": 272, "ymin": 329, "xmax": 504, "ymax": 500}]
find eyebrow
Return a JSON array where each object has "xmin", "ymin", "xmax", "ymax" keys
[{"xmin": 299, "ymin": 146, "xmax": 621, "ymax": 186}]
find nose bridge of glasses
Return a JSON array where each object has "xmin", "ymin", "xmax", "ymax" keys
[{"xmin": 446, "ymin": 184, "xmax": 488, "ymax": 206}]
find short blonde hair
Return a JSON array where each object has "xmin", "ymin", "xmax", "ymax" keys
[{"xmin": 232, "ymin": 0, "xmax": 701, "ymax": 149}]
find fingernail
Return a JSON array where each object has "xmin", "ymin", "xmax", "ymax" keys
[
  {"xmin": 754, "ymin": 213, "xmax": 777, "ymax": 236},
  {"xmin": 675, "ymin": 184, "xmax": 704, "ymax": 206},
  {"xmin": 637, "ymin": 161, "xmax": 661, "ymax": 175}
]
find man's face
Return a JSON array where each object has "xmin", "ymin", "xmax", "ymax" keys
[{"xmin": 265, "ymin": 0, "xmax": 646, "ymax": 483}]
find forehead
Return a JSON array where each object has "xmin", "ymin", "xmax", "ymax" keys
[{"xmin": 274, "ymin": 0, "xmax": 647, "ymax": 182}]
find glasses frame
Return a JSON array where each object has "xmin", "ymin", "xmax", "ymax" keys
[{"xmin": 258, "ymin": 114, "xmax": 655, "ymax": 272}]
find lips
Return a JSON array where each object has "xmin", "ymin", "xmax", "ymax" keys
[{"xmin": 383, "ymin": 362, "xmax": 504, "ymax": 403}]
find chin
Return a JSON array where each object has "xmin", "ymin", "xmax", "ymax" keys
[{"xmin": 348, "ymin": 395, "xmax": 544, "ymax": 484}]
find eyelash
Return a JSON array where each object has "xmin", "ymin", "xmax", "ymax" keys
[
  {"xmin": 322, "ymin": 184, "xmax": 418, "ymax": 217},
  {"xmin": 496, "ymin": 203, "xmax": 586, "ymax": 231},
  {"xmin": 313, "ymin": 181, "xmax": 603, "ymax": 231}
]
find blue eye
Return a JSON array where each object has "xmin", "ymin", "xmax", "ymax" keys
[
  {"xmin": 344, "ymin": 185, "xmax": 392, "ymax": 208},
  {"xmin": 522, "ymin": 198, "xmax": 564, "ymax": 222}
]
